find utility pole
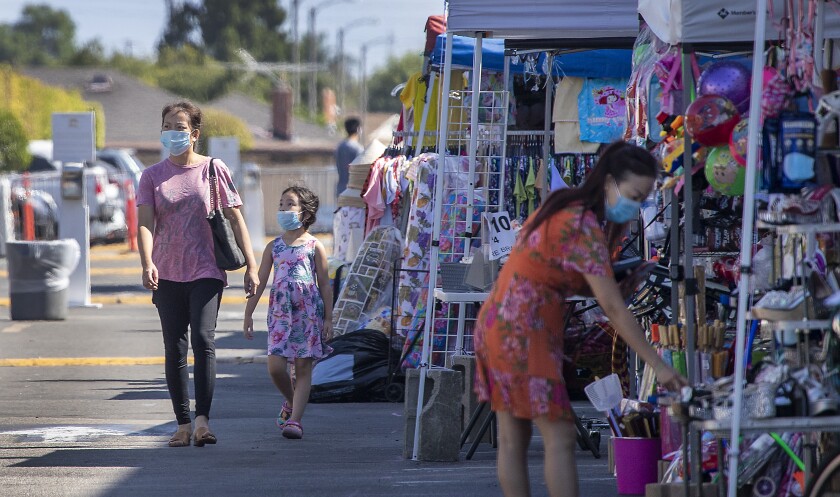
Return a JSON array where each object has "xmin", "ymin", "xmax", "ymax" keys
[
  {"xmin": 308, "ymin": 6, "xmax": 317, "ymax": 118},
  {"xmin": 337, "ymin": 27, "xmax": 345, "ymax": 114},
  {"xmin": 292, "ymin": 0, "xmax": 301, "ymax": 109}
]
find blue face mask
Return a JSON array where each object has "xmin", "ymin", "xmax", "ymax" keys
[
  {"xmin": 160, "ymin": 130, "xmax": 192, "ymax": 156},
  {"xmin": 782, "ymin": 152, "xmax": 815, "ymax": 182},
  {"xmin": 277, "ymin": 210, "xmax": 303, "ymax": 231},
  {"xmin": 605, "ymin": 179, "xmax": 641, "ymax": 224}
]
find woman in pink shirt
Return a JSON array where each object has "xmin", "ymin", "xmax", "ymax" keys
[{"xmin": 137, "ymin": 101, "xmax": 259, "ymax": 448}]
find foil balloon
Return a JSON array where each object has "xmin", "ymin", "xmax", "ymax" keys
[
  {"xmin": 729, "ymin": 118, "xmax": 749, "ymax": 166},
  {"xmin": 685, "ymin": 94, "xmax": 741, "ymax": 147},
  {"xmin": 698, "ymin": 61, "xmax": 752, "ymax": 114},
  {"xmin": 705, "ymin": 146, "xmax": 746, "ymax": 196}
]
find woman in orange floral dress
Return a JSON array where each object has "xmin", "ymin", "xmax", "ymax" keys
[{"xmin": 474, "ymin": 142, "xmax": 687, "ymax": 497}]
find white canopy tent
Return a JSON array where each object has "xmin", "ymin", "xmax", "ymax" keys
[
  {"xmin": 447, "ymin": 0, "xmax": 639, "ymax": 40},
  {"xmin": 640, "ymin": 0, "xmax": 840, "ymax": 47},
  {"xmin": 638, "ymin": 1, "xmax": 838, "ymax": 495}
]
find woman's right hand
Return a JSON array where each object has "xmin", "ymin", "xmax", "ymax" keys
[
  {"xmin": 655, "ymin": 363, "xmax": 689, "ymax": 392},
  {"xmin": 243, "ymin": 316, "xmax": 254, "ymax": 340},
  {"xmin": 142, "ymin": 264, "xmax": 159, "ymax": 291}
]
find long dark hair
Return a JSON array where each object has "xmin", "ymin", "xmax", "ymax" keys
[{"xmin": 521, "ymin": 141, "xmax": 659, "ymax": 239}]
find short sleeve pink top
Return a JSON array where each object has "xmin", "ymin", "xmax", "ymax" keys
[{"xmin": 137, "ymin": 157, "xmax": 242, "ymax": 284}]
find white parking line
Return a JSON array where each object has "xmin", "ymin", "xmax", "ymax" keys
[{"xmin": 1, "ymin": 323, "xmax": 31, "ymax": 333}]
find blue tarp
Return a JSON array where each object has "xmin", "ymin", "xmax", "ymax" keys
[{"xmin": 429, "ymin": 34, "xmax": 632, "ymax": 79}]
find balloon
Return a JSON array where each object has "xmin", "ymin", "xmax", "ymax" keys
[
  {"xmin": 705, "ymin": 146, "xmax": 746, "ymax": 195},
  {"xmin": 685, "ymin": 94, "xmax": 741, "ymax": 146},
  {"xmin": 729, "ymin": 118, "xmax": 749, "ymax": 166},
  {"xmin": 698, "ymin": 61, "xmax": 752, "ymax": 114}
]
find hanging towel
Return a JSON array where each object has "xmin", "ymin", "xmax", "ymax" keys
[
  {"xmin": 513, "ymin": 160, "xmax": 527, "ymax": 220},
  {"xmin": 553, "ymin": 77, "xmax": 600, "ymax": 154},
  {"xmin": 525, "ymin": 158, "xmax": 537, "ymax": 216}
]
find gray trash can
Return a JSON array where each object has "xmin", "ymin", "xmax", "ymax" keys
[{"xmin": 7, "ymin": 240, "xmax": 80, "ymax": 320}]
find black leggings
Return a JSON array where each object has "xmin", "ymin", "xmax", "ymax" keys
[{"xmin": 152, "ymin": 278, "xmax": 224, "ymax": 426}]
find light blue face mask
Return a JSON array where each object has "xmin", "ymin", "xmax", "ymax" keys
[
  {"xmin": 277, "ymin": 210, "xmax": 303, "ymax": 231},
  {"xmin": 160, "ymin": 130, "xmax": 192, "ymax": 156},
  {"xmin": 782, "ymin": 152, "xmax": 815, "ymax": 182},
  {"xmin": 605, "ymin": 178, "xmax": 641, "ymax": 224}
]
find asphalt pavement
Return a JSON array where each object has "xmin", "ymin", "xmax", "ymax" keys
[{"xmin": 0, "ymin": 241, "xmax": 620, "ymax": 497}]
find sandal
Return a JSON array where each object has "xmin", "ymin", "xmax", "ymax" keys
[
  {"xmin": 192, "ymin": 426, "xmax": 217, "ymax": 447},
  {"xmin": 276, "ymin": 401, "xmax": 293, "ymax": 427},
  {"xmin": 281, "ymin": 420, "xmax": 303, "ymax": 439},
  {"xmin": 168, "ymin": 430, "xmax": 191, "ymax": 448}
]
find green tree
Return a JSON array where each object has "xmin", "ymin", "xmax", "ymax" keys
[
  {"xmin": 158, "ymin": 0, "xmax": 203, "ymax": 52},
  {"xmin": 13, "ymin": 4, "xmax": 76, "ymax": 65},
  {"xmin": 0, "ymin": 109, "xmax": 31, "ymax": 172},
  {"xmin": 68, "ymin": 39, "xmax": 106, "ymax": 66},
  {"xmin": 366, "ymin": 52, "xmax": 422, "ymax": 113},
  {"xmin": 183, "ymin": 0, "xmax": 290, "ymax": 62}
]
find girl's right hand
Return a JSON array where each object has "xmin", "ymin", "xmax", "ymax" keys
[{"xmin": 243, "ymin": 316, "xmax": 254, "ymax": 340}]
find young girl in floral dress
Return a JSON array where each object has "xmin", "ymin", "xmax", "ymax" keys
[{"xmin": 244, "ymin": 186, "xmax": 333, "ymax": 439}]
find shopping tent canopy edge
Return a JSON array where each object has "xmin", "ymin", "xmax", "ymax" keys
[
  {"xmin": 446, "ymin": 0, "xmax": 640, "ymax": 40},
  {"xmin": 639, "ymin": 0, "xmax": 840, "ymax": 44},
  {"xmin": 430, "ymin": 35, "xmax": 633, "ymax": 79}
]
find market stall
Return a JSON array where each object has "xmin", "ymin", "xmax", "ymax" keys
[
  {"xmin": 407, "ymin": 0, "xmax": 643, "ymax": 463},
  {"xmin": 637, "ymin": 1, "xmax": 840, "ymax": 495}
]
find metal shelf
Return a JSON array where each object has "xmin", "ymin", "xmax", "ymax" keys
[
  {"xmin": 698, "ymin": 415, "xmax": 840, "ymax": 435},
  {"xmin": 754, "ymin": 319, "xmax": 831, "ymax": 332},
  {"xmin": 434, "ymin": 289, "xmax": 489, "ymax": 303},
  {"xmin": 756, "ymin": 221, "xmax": 840, "ymax": 235}
]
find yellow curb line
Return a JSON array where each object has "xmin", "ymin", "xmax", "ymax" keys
[
  {"xmin": 0, "ymin": 295, "xmax": 269, "ymax": 307},
  {"xmin": 0, "ymin": 357, "xmax": 187, "ymax": 367}
]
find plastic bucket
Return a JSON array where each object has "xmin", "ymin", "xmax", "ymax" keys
[{"xmin": 613, "ymin": 437, "xmax": 661, "ymax": 495}]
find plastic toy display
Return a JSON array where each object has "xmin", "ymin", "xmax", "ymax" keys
[
  {"xmin": 705, "ymin": 146, "xmax": 746, "ymax": 196},
  {"xmin": 729, "ymin": 118, "xmax": 750, "ymax": 166},
  {"xmin": 697, "ymin": 60, "xmax": 752, "ymax": 114},
  {"xmin": 685, "ymin": 94, "xmax": 741, "ymax": 147}
]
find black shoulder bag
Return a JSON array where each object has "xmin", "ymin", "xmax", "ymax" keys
[{"xmin": 207, "ymin": 158, "xmax": 247, "ymax": 270}]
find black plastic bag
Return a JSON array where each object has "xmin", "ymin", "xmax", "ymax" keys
[{"xmin": 309, "ymin": 329, "xmax": 393, "ymax": 403}]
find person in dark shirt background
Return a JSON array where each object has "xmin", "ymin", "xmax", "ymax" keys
[{"xmin": 334, "ymin": 117, "xmax": 364, "ymax": 201}]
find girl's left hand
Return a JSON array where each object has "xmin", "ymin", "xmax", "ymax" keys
[
  {"xmin": 323, "ymin": 319, "xmax": 333, "ymax": 342},
  {"xmin": 244, "ymin": 268, "xmax": 260, "ymax": 298}
]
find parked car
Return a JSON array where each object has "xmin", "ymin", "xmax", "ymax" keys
[
  {"xmin": 85, "ymin": 73, "xmax": 113, "ymax": 93},
  {"xmin": 22, "ymin": 142, "xmax": 127, "ymax": 244},
  {"xmin": 96, "ymin": 148, "xmax": 146, "ymax": 194},
  {"xmin": 10, "ymin": 186, "xmax": 58, "ymax": 241}
]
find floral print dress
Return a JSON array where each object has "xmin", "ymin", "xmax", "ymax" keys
[
  {"xmin": 267, "ymin": 238, "xmax": 332, "ymax": 359},
  {"xmin": 474, "ymin": 205, "xmax": 613, "ymax": 421}
]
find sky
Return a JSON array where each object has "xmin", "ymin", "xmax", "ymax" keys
[{"xmin": 0, "ymin": 0, "xmax": 445, "ymax": 74}]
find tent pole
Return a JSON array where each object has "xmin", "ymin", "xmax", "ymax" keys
[
  {"xmin": 542, "ymin": 64, "xmax": 553, "ymax": 177},
  {"xmin": 680, "ymin": 46, "xmax": 701, "ymax": 494},
  {"xmin": 728, "ymin": 0, "xmax": 768, "ymax": 495},
  {"xmin": 416, "ymin": 72, "xmax": 437, "ymax": 152},
  {"xmin": 502, "ymin": 52, "xmax": 511, "ymax": 207},
  {"xmin": 681, "ymin": 47, "xmax": 698, "ymax": 388},
  {"xmin": 815, "ymin": 0, "xmax": 825, "ymax": 76},
  {"xmin": 412, "ymin": 31, "xmax": 454, "ymax": 462},
  {"xmin": 464, "ymin": 33, "xmax": 484, "ymax": 254}
]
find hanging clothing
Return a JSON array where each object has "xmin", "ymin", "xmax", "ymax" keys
[
  {"xmin": 552, "ymin": 77, "xmax": 600, "ymax": 154},
  {"xmin": 332, "ymin": 206, "xmax": 365, "ymax": 264},
  {"xmin": 399, "ymin": 70, "xmax": 467, "ymax": 135},
  {"xmin": 578, "ymin": 77, "xmax": 630, "ymax": 144}
]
